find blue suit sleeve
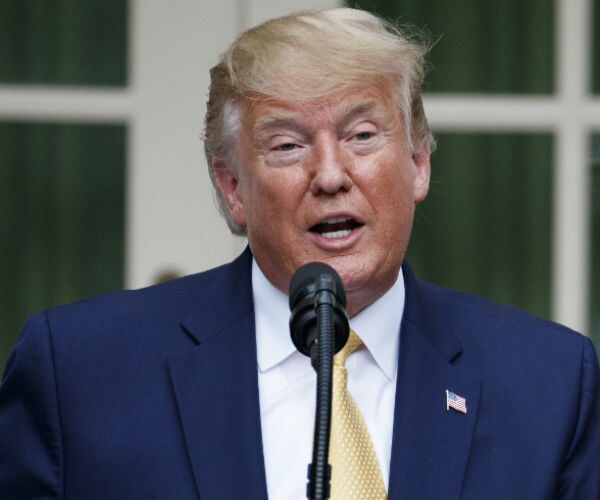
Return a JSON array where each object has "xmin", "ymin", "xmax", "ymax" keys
[
  {"xmin": 0, "ymin": 312, "xmax": 64, "ymax": 499},
  {"xmin": 556, "ymin": 337, "xmax": 600, "ymax": 500}
]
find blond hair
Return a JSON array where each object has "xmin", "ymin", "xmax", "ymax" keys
[{"xmin": 204, "ymin": 8, "xmax": 432, "ymax": 234}]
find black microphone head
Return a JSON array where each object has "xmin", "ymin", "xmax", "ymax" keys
[
  {"xmin": 288, "ymin": 262, "xmax": 346, "ymax": 311},
  {"xmin": 289, "ymin": 262, "xmax": 349, "ymax": 357}
]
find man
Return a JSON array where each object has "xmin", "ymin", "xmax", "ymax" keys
[{"xmin": 1, "ymin": 8, "xmax": 598, "ymax": 500}]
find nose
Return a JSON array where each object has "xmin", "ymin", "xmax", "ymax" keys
[{"xmin": 309, "ymin": 138, "xmax": 352, "ymax": 195}]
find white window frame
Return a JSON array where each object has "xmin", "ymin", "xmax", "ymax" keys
[{"xmin": 0, "ymin": 0, "xmax": 597, "ymax": 334}]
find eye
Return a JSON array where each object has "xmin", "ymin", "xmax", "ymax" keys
[
  {"xmin": 344, "ymin": 123, "xmax": 381, "ymax": 155},
  {"xmin": 355, "ymin": 131, "xmax": 375, "ymax": 141},
  {"xmin": 264, "ymin": 137, "xmax": 305, "ymax": 167},
  {"xmin": 274, "ymin": 142, "xmax": 299, "ymax": 152}
]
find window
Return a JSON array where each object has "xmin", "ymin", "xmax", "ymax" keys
[
  {"xmin": 408, "ymin": 133, "xmax": 552, "ymax": 319},
  {"xmin": 0, "ymin": 0, "xmax": 127, "ymax": 368}
]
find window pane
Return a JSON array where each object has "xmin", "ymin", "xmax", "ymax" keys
[
  {"xmin": 592, "ymin": 134, "xmax": 600, "ymax": 346},
  {"xmin": 0, "ymin": 123, "xmax": 126, "ymax": 369},
  {"xmin": 357, "ymin": 0, "xmax": 554, "ymax": 94},
  {"xmin": 407, "ymin": 133, "xmax": 552, "ymax": 318},
  {"xmin": 0, "ymin": 0, "xmax": 127, "ymax": 85}
]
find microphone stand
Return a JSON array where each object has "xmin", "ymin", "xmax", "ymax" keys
[
  {"xmin": 289, "ymin": 263, "xmax": 348, "ymax": 500},
  {"xmin": 306, "ymin": 288, "xmax": 335, "ymax": 500}
]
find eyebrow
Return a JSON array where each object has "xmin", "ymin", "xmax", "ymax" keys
[{"xmin": 254, "ymin": 114, "xmax": 303, "ymax": 134}]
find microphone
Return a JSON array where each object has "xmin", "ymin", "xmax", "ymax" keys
[
  {"xmin": 289, "ymin": 262, "xmax": 349, "ymax": 500},
  {"xmin": 289, "ymin": 262, "xmax": 349, "ymax": 364}
]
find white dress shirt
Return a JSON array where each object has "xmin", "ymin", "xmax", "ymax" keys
[{"xmin": 253, "ymin": 260, "xmax": 405, "ymax": 499}]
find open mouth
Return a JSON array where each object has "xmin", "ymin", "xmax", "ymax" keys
[{"xmin": 309, "ymin": 215, "xmax": 363, "ymax": 239}]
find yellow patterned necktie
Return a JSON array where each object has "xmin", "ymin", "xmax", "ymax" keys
[{"xmin": 328, "ymin": 330, "xmax": 387, "ymax": 499}]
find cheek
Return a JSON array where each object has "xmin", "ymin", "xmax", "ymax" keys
[
  {"xmin": 382, "ymin": 196, "xmax": 414, "ymax": 238},
  {"xmin": 368, "ymin": 161, "xmax": 414, "ymax": 206},
  {"xmin": 241, "ymin": 176, "xmax": 295, "ymax": 235},
  {"xmin": 256, "ymin": 168, "xmax": 309, "ymax": 208},
  {"xmin": 370, "ymin": 166, "xmax": 416, "ymax": 233}
]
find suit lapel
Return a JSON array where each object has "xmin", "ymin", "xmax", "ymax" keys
[
  {"xmin": 168, "ymin": 249, "xmax": 268, "ymax": 500},
  {"xmin": 388, "ymin": 264, "xmax": 481, "ymax": 500}
]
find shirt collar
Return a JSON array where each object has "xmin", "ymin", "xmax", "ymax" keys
[
  {"xmin": 253, "ymin": 259, "xmax": 405, "ymax": 381},
  {"xmin": 349, "ymin": 271, "xmax": 404, "ymax": 381},
  {"xmin": 253, "ymin": 261, "xmax": 296, "ymax": 373}
]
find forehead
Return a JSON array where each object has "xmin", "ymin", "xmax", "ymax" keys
[{"xmin": 241, "ymin": 80, "xmax": 399, "ymax": 133}]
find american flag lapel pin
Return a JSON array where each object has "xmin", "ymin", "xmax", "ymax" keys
[{"xmin": 446, "ymin": 389, "xmax": 467, "ymax": 414}]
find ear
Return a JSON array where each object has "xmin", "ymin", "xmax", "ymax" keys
[
  {"xmin": 411, "ymin": 139, "xmax": 431, "ymax": 203},
  {"xmin": 212, "ymin": 158, "xmax": 247, "ymax": 228}
]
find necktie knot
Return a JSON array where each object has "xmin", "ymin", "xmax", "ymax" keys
[{"xmin": 333, "ymin": 329, "xmax": 362, "ymax": 367}]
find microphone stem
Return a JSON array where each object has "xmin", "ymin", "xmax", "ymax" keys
[{"xmin": 307, "ymin": 298, "xmax": 334, "ymax": 500}]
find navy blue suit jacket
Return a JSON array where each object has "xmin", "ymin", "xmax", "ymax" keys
[{"xmin": 1, "ymin": 248, "xmax": 599, "ymax": 499}]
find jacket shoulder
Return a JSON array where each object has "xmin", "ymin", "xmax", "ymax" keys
[
  {"xmin": 412, "ymin": 274, "xmax": 585, "ymax": 346},
  {"xmin": 16, "ymin": 252, "xmax": 252, "ymax": 360}
]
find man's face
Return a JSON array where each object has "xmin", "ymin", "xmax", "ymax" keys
[{"xmin": 215, "ymin": 80, "xmax": 430, "ymax": 316}]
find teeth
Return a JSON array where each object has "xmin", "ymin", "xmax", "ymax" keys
[
  {"xmin": 321, "ymin": 229, "xmax": 352, "ymax": 239},
  {"xmin": 310, "ymin": 215, "xmax": 360, "ymax": 239}
]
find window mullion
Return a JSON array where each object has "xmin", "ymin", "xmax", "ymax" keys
[{"xmin": 552, "ymin": 0, "xmax": 592, "ymax": 333}]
